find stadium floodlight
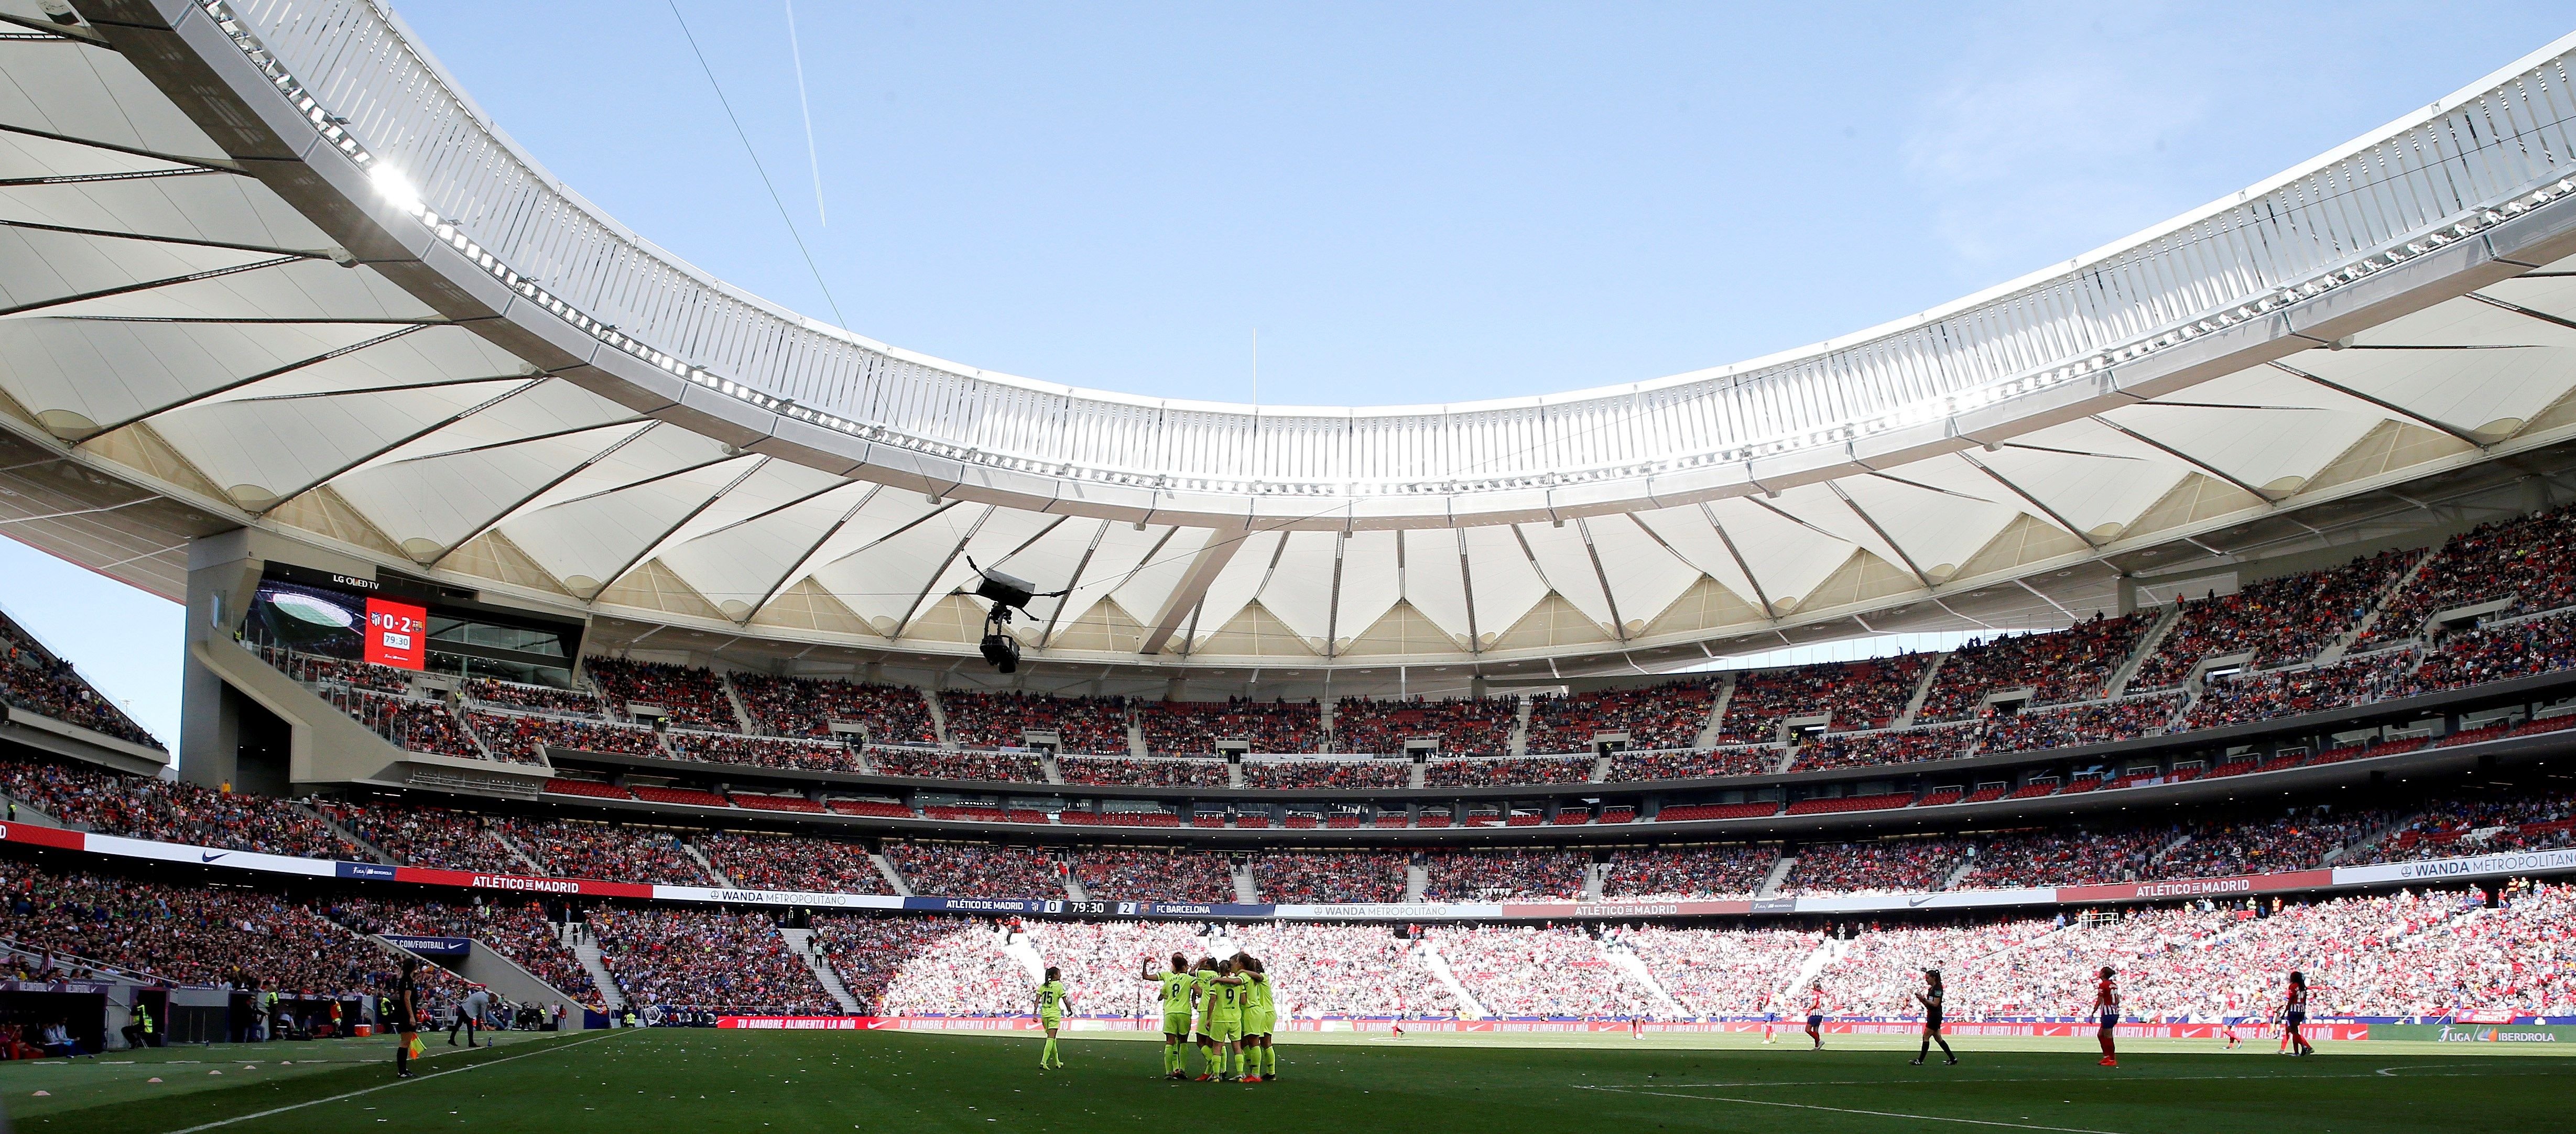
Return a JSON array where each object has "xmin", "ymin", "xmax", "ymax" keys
[{"xmin": 965, "ymin": 559, "xmax": 1067, "ymax": 674}]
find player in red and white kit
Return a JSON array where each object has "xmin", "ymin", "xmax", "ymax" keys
[
  {"xmin": 2280, "ymin": 972, "xmax": 2313, "ymax": 1056},
  {"xmin": 1805, "ymin": 983, "xmax": 1828, "ymax": 1051},
  {"xmin": 2092, "ymin": 966, "xmax": 2120, "ymax": 1067},
  {"xmin": 2221, "ymin": 991, "xmax": 2243, "ymax": 1049}
]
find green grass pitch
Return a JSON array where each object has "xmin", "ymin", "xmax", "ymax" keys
[{"xmin": 10, "ymin": 1027, "xmax": 2568, "ymax": 1133}]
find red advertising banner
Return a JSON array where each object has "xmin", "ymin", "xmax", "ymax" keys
[
  {"xmin": 2054, "ymin": 868, "xmax": 2334, "ymax": 904},
  {"xmin": 393, "ymin": 866, "xmax": 655, "ymax": 900},
  {"xmin": 0, "ymin": 822, "xmax": 91, "ymax": 852},
  {"xmin": 363, "ymin": 597, "xmax": 429, "ymax": 670}
]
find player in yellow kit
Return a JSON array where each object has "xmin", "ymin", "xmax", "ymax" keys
[
  {"xmin": 1237, "ymin": 953, "xmax": 1276, "ymax": 1083},
  {"xmin": 1139, "ymin": 953, "xmax": 1197, "ymax": 1080},
  {"xmin": 1035, "ymin": 966, "xmax": 1068, "ymax": 1070},
  {"xmin": 1199, "ymin": 957, "xmax": 1248, "ymax": 1082}
]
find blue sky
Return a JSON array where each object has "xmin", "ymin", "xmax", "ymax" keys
[{"xmin": 21, "ymin": 3, "xmax": 2576, "ymax": 746}]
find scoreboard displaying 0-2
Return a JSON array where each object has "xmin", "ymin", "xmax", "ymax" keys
[{"xmin": 363, "ymin": 596, "xmax": 430, "ymax": 671}]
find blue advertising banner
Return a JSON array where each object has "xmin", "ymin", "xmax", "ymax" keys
[{"xmin": 380, "ymin": 934, "xmax": 471, "ymax": 958}]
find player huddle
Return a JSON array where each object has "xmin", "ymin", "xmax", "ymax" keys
[{"xmin": 1141, "ymin": 953, "xmax": 1279, "ymax": 1082}]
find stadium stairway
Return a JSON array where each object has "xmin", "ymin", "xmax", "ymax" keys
[
  {"xmin": 1777, "ymin": 936, "xmax": 1839, "ymax": 1013},
  {"xmin": 921, "ymin": 689, "xmax": 954, "ymax": 748},
  {"xmin": 1418, "ymin": 940, "xmax": 1488, "ymax": 1020},
  {"xmin": 1509, "ymin": 695, "xmax": 1532, "ymax": 756},
  {"xmin": 1582, "ymin": 862, "xmax": 1606, "ymax": 901},
  {"xmin": 999, "ymin": 926, "xmax": 1047, "ymax": 985},
  {"xmin": 1892, "ymin": 655, "xmax": 1947, "ymax": 729},
  {"xmin": 487, "ymin": 826, "xmax": 548, "ymax": 875},
  {"xmin": 777, "ymin": 928, "xmax": 861, "ymax": 1014},
  {"xmin": 1587, "ymin": 751, "xmax": 1612, "ymax": 783},
  {"xmin": 296, "ymin": 801, "xmax": 394, "ymax": 865},
  {"xmin": 1404, "ymin": 860, "xmax": 1428, "ymax": 902},
  {"xmin": 870, "ymin": 850, "xmax": 914, "ymax": 896},
  {"xmin": 1600, "ymin": 941, "xmax": 1686, "ymax": 1018},
  {"xmin": 2318, "ymin": 547, "xmax": 2437, "ymax": 664},
  {"xmin": 0, "ymin": 793, "xmax": 69, "ymax": 830},
  {"xmin": 384, "ymin": 931, "xmax": 596, "ymax": 1026},
  {"xmin": 1232, "ymin": 860, "xmax": 1257, "ymax": 903},
  {"xmin": 2105, "ymin": 604, "xmax": 2187, "ymax": 700},
  {"xmin": 1064, "ymin": 871, "xmax": 1090, "ymax": 902},
  {"xmin": 1694, "ymin": 673, "xmax": 1736, "ymax": 748},
  {"xmin": 566, "ymin": 924, "xmax": 626, "ymax": 1012},
  {"xmin": 1757, "ymin": 856, "xmax": 1797, "ymax": 899},
  {"xmin": 716, "ymin": 672, "xmax": 759, "ymax": 734},
  {"xmin": 1939, "ymin": 857, "xmax": 1977, "ymax": 891},
  {"xmin": 681, "ymin": 842, "xmax": 732, "ymax": 886},
  {"xmin": 1040, "ymin": 751, "xmax": 1064, "ymax": 784}
]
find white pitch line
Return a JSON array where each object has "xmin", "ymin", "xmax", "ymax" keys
[
  {"xmin": 158, "ymin": 1030, "xmax": 631, "ymax": 1134},
  {"xmin": 1634, "ymin": 1066, "xmax": 2567, "ymax": 1088},
  {"xmin": 1578, "ymin": 1085, "xmax": 2129, "ymax": 1133}
]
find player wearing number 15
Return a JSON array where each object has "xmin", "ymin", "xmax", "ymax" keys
[
  {"xmin": 1139, "ymin": 953, "xmax": 1196, "ymax": 1080},
  {"xmin": 1035, "ymin": 967, "xmax": 1068, "ymax": 1071}
]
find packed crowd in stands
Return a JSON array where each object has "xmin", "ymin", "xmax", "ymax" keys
[
  {"xmin": 458, "ymin": 678, "xmax": 603, "ymax": 718},
  {"xmin": 317, "ymin": 799, "xmax": 520, "ymax": 873},
  {"xmin": 1607, "ymin": 746, "xmax": 1777, "ymax": 781},
  {"xmin": 1797, "ymin": 725, "xmax": 1973, "ymax": 771},
  {"xmin": 1439, "ymin": 923, "xmax": 1652, "ymax": 1017},
  {"xmin": 1784, "ymin": 838, "xmax": 1965, "ymax": 896},
  {"xmin": 1523, "ymin": 682, "xmax": 1714, "ymax": 753},
  {"xmin": 2357, "ymin": 507, "xmax": 2576, "ymax": 650},
  {"xmin": 1918, "ymin": 613, "xmax": 2156, "ymax": 722},
  {"xmin": 1331, "ymin": 696, "xmax": 1515, "ymax": 756},
  {"xmin": 584, "ymin": 658, "xmax": 738, "ymax": 730},
  {"xmin": 697, "ymin": 832, "xmax": 888, "ymax": 893},
  {"xmin": 2153, "ymin": 807, "xmax": 2391, "ymax": 878},
  {"xmin": 663, "ymin": 731, "xmax": 862, "ymax": 773},
  {"xmin": 487, "ymin": 817, "xmax": 711, "ymax": 885},
  {"xmin": 2132, "ymin": 550, "xmax": 2415, "ymax": 689},
  {"xmin": 357, "ymin": 895, "xmax": 598, "ymax": 1006},
  {"xmin": 1136, "ymin": 699, "xmax": 1321, "ymax": 755},
  {"xmin": 2353, "ymin": 787, "xmax": 2576, "ymax": 865},
  {"xmin": 1230, "ymin": 921, "xmax": 1462, "ymax": 1018},
  {"xmin": 589, "ymin": 906, "xmax": 830, "ymax": 1015},
  {"xmin": 335, "ymin": 691, "xmax": 498, "ymax": 762},
  {"xmin": 809, "ymin": 914, "xmax": 960, "ymax": 1012},
  {"xmin": 1718, "ymin": 655, "xmax": 1932, "ymax": 744},
  {"xmin": 869, "ymin": 916, "xmax": 1055, "ymax": 1017},
  {"xmin": 1058, "ymin": 756, "xmax": 1227, "ymax": 787},
  {"xmin": 464, "ymin": 710, "xmax": 661, "ymax": 761},
  {"xmin": 1420, "ymin": 849, "xmax": 1586, "ymax": 900},
  {"xmin": 1254, "ymin": 852, "xmax": 1409, "ymax": 903},
  {"xmin": 887, "ymin": 842, "xmax": 1063, "ymax": 899},
  {"xmin": 0, "ymin": 638, "xmax": 162, "ymax": 748},
  {"xmin": 0, "ymin": 753, "xmax": 349, "ymax": 859},
  {"xmin": 867, "ymin": 747, "xmax": 1045, "ymax": 782},
  {"xmin": 0, "ymin": 861, "xmax": 420, "ymax": 995},
  {"xmin": 2180, "ymin": 651, "xmax": 2422, "ymax": 729},
  {"xmin": 1623, "ymin": 923, "xmax": 1822, "ymax": 1017},
  {"xmin": 1242, "ymin": 758, "xmax": 1409, "ymax": 789},
  {"xmin": 1602, "ymin": 845, "xmax": 1777, "ymax": 899},
  {"xmin": 2414, "ymin": 612, "xmax": 2576, "ymax": 692},
  {"xmin": 1426, "ymin": 756, "xmax": 1593, "ymax": 787},
  {"xmin": 1977, "ymin": 695, "xmax": 2182, "ymax": 755},
  {"xmin": 1951, "ymin": 824, "xmax": 2182, "ymax": 890},
  {"xmin": 731, "ymin": 673, "xmax": 937, "ymax": 745},
  {"xmin": 1072, "ymin": 849, "xmax": 1236, "ymax": 903},
  {"xmin": 941, "ymin": 691, "xmax": 1130, "ymax": 754}
]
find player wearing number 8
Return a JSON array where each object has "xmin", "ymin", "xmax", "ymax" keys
[{"xmin": 1140, "ymin": 953, "xmax": 1197, "ymax": 1080}]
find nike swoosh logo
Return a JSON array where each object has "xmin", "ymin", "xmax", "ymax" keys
[
  {"xmin": 1908, "ymin": 895, "xmax": 1936, "ymax": 907},
  {"xmin": 202, "ymin": 852, "xmax": 229, "ymax": 863}
]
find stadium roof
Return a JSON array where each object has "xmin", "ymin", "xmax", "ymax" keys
[{"xmin": 9, "ymin": 3, "xmax": 2576, "ymax": 684}]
